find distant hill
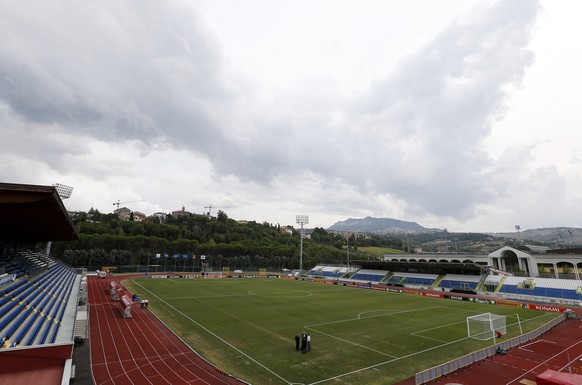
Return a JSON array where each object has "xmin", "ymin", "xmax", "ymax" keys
[
  {"xmin": 327, "ymin": 217, "xmax": 439, "ymax": 233},
  {"xmin": 493, "ymin": 227, "xmax": 582, "ymax": 246}
]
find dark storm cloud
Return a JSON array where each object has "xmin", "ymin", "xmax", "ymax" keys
[{"xmin": 0, "ymin": 0, "xmax": 544, "ymax": 223}]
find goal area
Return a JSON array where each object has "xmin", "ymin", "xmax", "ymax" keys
[
  {"xmin": 467, "ymin": 313, "xmax": 506, "ymax": 341},
  {"xmin": 204, "ymin": 271, "xmax": 223, "ymax": 279}
]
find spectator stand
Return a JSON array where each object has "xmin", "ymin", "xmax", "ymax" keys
[
  {"xmin": 0, "ymin": 261, "xmax": 80, "ymax": 349},
  {"xmin": 494, "ymin": 275, "xmax": 582, "ymax": 303},
  {"xmin": 349, "ymin": 269, "xmax": 390, "ymax": 283},
  {"xmin": 438, "ymin": 274, "xmax": 482, "ymax": 292},
  {"xmin": 387, "ymin": 272, "xmax": 439, "ymax": 287}
]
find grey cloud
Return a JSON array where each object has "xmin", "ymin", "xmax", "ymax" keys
[
  {"xmin": 0, "ymin": 0, "xmax": 232, "ymax": 147},
  {"xmin": 336, "ymin": 0, "xmax": 541, "ymax": 220},
  {"xmin": 0, "ymin": 0, "xmax": 547, "ymax": 224}
]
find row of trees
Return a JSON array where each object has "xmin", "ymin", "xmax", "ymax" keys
[{"xmin": 53, "ymin": 209, "xmax": 378, "ymax": 270}]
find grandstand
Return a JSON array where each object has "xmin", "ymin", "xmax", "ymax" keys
[
  {"xmin": 387, "ymin": 272, "xmax": 439, "ymax": 286},
  {"xmin": 348, "ymin": 268, "xmax": 390, "ymax": 282},
  {"xmin": 309, "ymin": 257, "xmax": 582, "ymax": 305},
  {"xmin": 0, "ymin": 183, "xmax": 81, "ymax": 385},
  {"xmin": 307, "ymin": 265, "xmax": 354, "ymax": 278},
  {"xmin": 438, "ymin": 274, "xmax": 481, "ymax": 290}
]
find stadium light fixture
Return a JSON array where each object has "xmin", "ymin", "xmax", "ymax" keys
[
  {"xmin": 54, "ymin": 183, "xmax": 74, "ymax": 199},
  {"xmin": 296, "ymin": 215, "xmax": 309, "ymax": 275},
  {"xmin": 46, "ymin": 183, "xmax": 74, "ymax": 259}
]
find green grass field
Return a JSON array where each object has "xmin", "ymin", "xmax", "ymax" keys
[{"xmin": 125, "ymin": 277, "xmax": 560, "ymax": 385}]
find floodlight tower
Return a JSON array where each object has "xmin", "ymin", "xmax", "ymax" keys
[
  {"xmin": 296, "ymin": 215, "xmax": 309, "ymax": 276},
  {"xmin": 515, "ymin": 225, "xmax": 522, "ymax": 243},
  {"xmin": 54, "ymin": 183, "xmax": 74, "ymax": 199},
  {"xmin": 48, "ymin": 183, "xmax": 74, "ymax": 258},
  {"xmin": 345, "ymin": 231, "xmax": 351, "ymax": 268}
]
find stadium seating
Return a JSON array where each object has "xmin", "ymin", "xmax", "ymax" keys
[
  {"xmin": 387, "ymin": 272, "xmax": 438, "ymax": 286},
  {"xmin": 495, "ymin": 275, "xmax": 582, "ymax": 300},
  {"xmin": 438, "ymin": 274, "xmax": 481, "ymax": 290},
  {"xmin": 307, "ymin": 266, "xmax": 351, "ymax": 278},
  {"xmin": 0, "ymin": 262, "xmax": 77, "ymax": 348},
  {"xmin": 349, "ymin": 269, "xmax": 390, "ymax": 282}
]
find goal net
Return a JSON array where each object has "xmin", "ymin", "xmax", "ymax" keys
[
  {"xmin": 204, "ymin": 271, "xmax": 223, "ymax": 279},
  {"xmin": 467, "ymin": 313, "xmax": 506, "ymax": 341}
]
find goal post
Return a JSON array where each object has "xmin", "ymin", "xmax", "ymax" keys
[
  {"xmin": 204, "ymin": 271, "xmax": 223, "ymax": 279},
  {"xmin": 467, "ymin": 313, "xmax": 506, "ymax": 341}
]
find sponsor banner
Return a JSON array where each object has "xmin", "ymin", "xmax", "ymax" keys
[
  {"xmin": 497, "ymin": 300, "xmax": 525, "ymax": 309},
  {"xmin": 324, "ymin": 281, "xmax": 336, "ymax": 285},
  {"xmin": 444, "ymin": 294, "xmax": 467, "ymax": 301},
  {"xmin": 358, "ymin": 285, "xmax": 372, "ymax": 289},
  {"xmin": 469, "ymin": 297, "xmax": 496, "ymax": 305},
  {"xmin": 346, "ymin": 283, "xmax": 359, "ymax": 288},
  {"xmin": 372, "ymin": 286, "xmax": 386, "ymax": 291},
  {"xmin": 151, "ymin": 275, "xmax": 169, "ymax": 279},
  {"xmin": 422, "ymin": 292, "xmax": 443, "ymax": 298},
  {"xmin": 528, "ymin": 304, "xmax": 567, "ymax": 313},
  {"xmin": 387, "ymin": 288, "xmax": 403, "ymax": 293},
  {"xmin": 402, "ymin": 289, "xmax": 418, "ymax": 295}
]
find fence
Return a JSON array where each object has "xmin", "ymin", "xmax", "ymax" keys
[{"xmin": 415, "ymin": 314, "xmax": 565, "ymax": 384}]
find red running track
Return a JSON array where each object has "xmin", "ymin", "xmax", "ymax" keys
[
  {"xmin": 397, "ymin": 309, "xmax": 582, "ymax": 385},
  {"xmin": 88, "ymin": 276, "xmax": 245, "ymax": 385}
]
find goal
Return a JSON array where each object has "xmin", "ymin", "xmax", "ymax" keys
[
  {"xmin": 204, "ymin": 271, "xmax": 223, "ymax": 279},
  {"xmin": 467, "ymin": 313, "xmax": 506, "ymax": 341}
]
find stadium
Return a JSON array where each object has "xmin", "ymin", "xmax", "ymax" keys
[{"xmin": 1, "ymin": 182, "xmax": 581, "ymax": 385}]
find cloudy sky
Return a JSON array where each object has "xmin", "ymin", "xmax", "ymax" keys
[{"xmin": 1, "ymin": 0, "xmax": 580, "ymax": 232}]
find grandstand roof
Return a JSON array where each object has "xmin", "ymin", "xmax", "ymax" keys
[
  {"xmin": 0, "ymin": 182, "xmax": 78, "ymax": 242},
  {"xmin": 361, "ymin": 260, "xmax": 482, "ymax": 275}
]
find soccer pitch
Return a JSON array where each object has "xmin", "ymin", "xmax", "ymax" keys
[{"xmin": 125, "ymin": 277, "xmax": 560, "ymax": 385}]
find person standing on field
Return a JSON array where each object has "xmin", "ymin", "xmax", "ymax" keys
[
  {"xmin": 295, "ymin": 333, "xmax": 300, "ymax": 351},
  {"xmin": 307, "ymin": 334, "xmax": 311, "ymax": 352}
]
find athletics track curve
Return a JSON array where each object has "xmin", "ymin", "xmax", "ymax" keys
[{"xmin": 88, "ymin": 275, "xmax": 245, "ymax": 385}]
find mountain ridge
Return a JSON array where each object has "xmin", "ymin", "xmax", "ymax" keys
[{"xmin": 327, "ymin": 216, "xmax": 440, "ymax": 233}]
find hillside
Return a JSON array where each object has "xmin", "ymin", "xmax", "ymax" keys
[{"xmin": 327, "ymin": 216, "xmax": 438, "ymax": 233}]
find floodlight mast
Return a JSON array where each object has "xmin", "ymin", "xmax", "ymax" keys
[
  {"xmin": 48, "ymin": 183, "xmax": 74, "ymax": 258},
  {"xmin": 515, "ymin": 225, "xmax": 522, "ymax": 243},
  {"xmin": 296, "ymin": 215, "xmax": 309, "ymax": 275}
]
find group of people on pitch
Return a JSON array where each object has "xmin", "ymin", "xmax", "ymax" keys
[{"xmin": 295, "ymin": 332, "xmax": 311, "ymax": 354}]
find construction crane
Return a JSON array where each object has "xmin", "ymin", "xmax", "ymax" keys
[
  {"xmin": 204, "ymin": 204, "xmax": 237, "ymax": 218},
  {"xmin": 113, "ymin": 199, "xmax": 145, "ymax": 210}
]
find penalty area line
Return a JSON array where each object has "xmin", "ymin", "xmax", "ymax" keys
[{"xmin": 308, "ymin": 335, "xmax": 470, "ymax": 385}]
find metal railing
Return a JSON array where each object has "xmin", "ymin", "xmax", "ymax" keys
[{"xmin": 415, "ymin": 315, "xmax": 565, "ymax": 384}]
